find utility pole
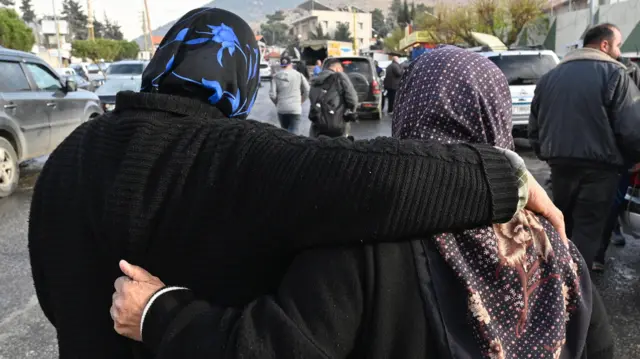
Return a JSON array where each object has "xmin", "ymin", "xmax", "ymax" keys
[
  {"xmin": 87, "ymin": 0, "xmax": 94, "ymax": 40},
  {"xmin": 352, "ymin": 6, "xmax": 357, "ymax": 54},
  {"xmin": 143, "ymin": 0, "xmax": 154, "ymax": 56},
  {"xmin": 141, "ymin": 11, "xmax": 149, "ymax": 56},
  {"xmin": 51, "ymin": 0, "xmax": 63, "ymax": 67}
]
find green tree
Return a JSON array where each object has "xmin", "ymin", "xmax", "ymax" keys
[
  {"xmin": 415, "ymin": 0, "xmax": 546, "ymax": 46},
  {"xmin": 260, "ymin": 10, "xmax": 290, "ymax": 46},
  {"xmin": 0, "ymin": 8, "xmax": 35, "ymax": 51},
  {"xmin": 19, "ymin": 0, "xmax": 35, "ymax": 24},
  {"xmin": 62, "ymin": 0, "xmax": 88, "ymax": 40},
  {"xmin": 389, "ymin": 0, "xmax": 402, "ymax": 24},
  {"xmin": 0, "ymin": 0, "xmax": 15, "ymax": 6},
  {"xmin": 398, "ymin": 0, "xmax": 410, "ymax": 26},
  {"xmin": 371, "ymin": 8, "xmax": 389, "ymax": 38},
  {"xmin": 308, "ymin": 24, "xmax": 330, "ymax": 40},
  {"xmin": 382, "ymin": 26, "xmax": 404, "ymax": 52},
  {"xmin": 71, "ymin": 38, "xmax": 121, "ymax": 63},
  {"xmin": 410, "ymin": 2, "xmax": 416, "ymax": 23},
  {"xmin": 333, "ymin": 22, "xmax": 352, "ymax": 42},
  {"xmin": 115, "ymin": 40, "xmax": 139, "ymax": 60},
  {"xmin": 103, "ymin": 14, "xmax": 123, "ymax": 40},
  {"xmin": 93, "ymin": 18, "xmax": 104, "ymax": 38}
]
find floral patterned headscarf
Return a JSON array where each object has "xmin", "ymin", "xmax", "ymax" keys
[
  {"xmin": 141, "ymin": 8, "xmax": 260, "ymax": 119},
  {"xmin": 393, "ymin": 46, "xmax": 589, "ymax": 359}
]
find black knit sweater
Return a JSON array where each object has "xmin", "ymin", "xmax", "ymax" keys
[{"xmin": 28, "ymin": 91, "xmax": 518, "ymax": 358}]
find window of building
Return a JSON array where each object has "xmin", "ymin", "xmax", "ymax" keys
[
  {"xmin": 358, "ymin": 38, "xmax": 364, "ymax": 45},
  {"xmin": 358, "ymin": 22, "xmax": 363, "ymax": 30},
  {"xmin": 323, "ymin": 20, "xmax": 328, "ymax": 28}
]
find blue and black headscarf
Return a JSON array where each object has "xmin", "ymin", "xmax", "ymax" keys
[{"xmin": 141, "ymin": 8, "xmax": 260, "ymax": 119}]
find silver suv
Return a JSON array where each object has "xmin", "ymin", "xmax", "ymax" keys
[
  {"xmin": 477, "ymin": 49, "xmax": 560, "ymax": 137},
  {"xmin": 0, "ymin": 47, "xmax": 103, "ymax": 197}
]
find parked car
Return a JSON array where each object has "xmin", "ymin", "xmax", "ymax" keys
[
  {"xmin": 0, "ymin": 47, "xmax": 103, "ymax": 197},
  {"xmin": 104, "ymin": 60, "xmax": 148, "ymax": 79},
  {"xmin": 477, "ymin": 49, "xmax": 560, "ymax": 137},
  {"xmin": 86, "ymin": 63, "xmax": 107, "ymax": 88},
  {"xmin": 95, "ymin": 60, "xmax": 148, "ymax": 112},
  {"xmin": 259, "ymin": 61, "xmax": 273, "ymax": 80},
  {"xmin": 65, "ymin": 74, "xmax": 94, "ymax": 91},
  {"xmin": 323, "ymin": 56, "xmax": 382, "ymax": 120},
  {"xmin": 55, "ymin": 67, "xmax": 77, "ymax": 77}
]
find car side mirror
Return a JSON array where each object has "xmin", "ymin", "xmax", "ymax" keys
[{"xmin": 65, "ymin": 78, "xmax": 78, "ymax": 92}]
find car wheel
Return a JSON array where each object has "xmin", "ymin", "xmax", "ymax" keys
[
  {"xmin": 371, "ymin": 111, "xmax": 381, "ymax": 121},
  {"xmin": 0, "ymin": 137, "xmax": 19, "ymax": 198}
]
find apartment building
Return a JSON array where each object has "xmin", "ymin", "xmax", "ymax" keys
[{"xmin": 289, "ymin": 1, "xmax": 373, "ymax": 50}]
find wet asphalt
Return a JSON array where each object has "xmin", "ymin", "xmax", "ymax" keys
[{"xmin": 0, "ymin": 88, "xmax": 638, "ymax": 358}]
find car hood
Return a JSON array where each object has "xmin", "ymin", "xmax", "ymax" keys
[{"xmin": 95, "ymin": 78, "xmax": 142, "ymax": 96}]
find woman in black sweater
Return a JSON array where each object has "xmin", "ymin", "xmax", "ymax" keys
[
  {"xmin": 30, "ymin": 9, "xmax": 560, "ymax": 358},
  {"xmin": 116, "ymin": 46, "xmax": 611, "ymax": 359}
]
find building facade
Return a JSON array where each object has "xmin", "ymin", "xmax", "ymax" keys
[{"xmin": 289, "ymin": 1, "xmax": 373, "ymax": 51}]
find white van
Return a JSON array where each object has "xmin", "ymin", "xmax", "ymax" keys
[{"xmin": 477, "ymin": 49, "xmax": 560, "ymax": 136}]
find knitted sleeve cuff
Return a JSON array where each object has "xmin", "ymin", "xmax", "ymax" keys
[
  {"xmin": 141, "ymin": 286, "xmax": 195, "ymax": 352},
  {"xmin": 474, "ymin": 145, "xmax": 522, "ymax": 223}
]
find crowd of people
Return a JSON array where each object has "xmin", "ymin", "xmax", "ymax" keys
[{"xmin": 28, "ymin": 7, "xmax": 640, "ymax": 359}]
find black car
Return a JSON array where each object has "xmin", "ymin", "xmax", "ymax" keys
[{"xmin": 323, "ymin": 56, "xmax": 383, "ymax": 120}]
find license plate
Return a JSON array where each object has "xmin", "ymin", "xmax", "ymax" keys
[{"xmin": 512, "ymin": 105, "xmax": 530, "ymax": 115}]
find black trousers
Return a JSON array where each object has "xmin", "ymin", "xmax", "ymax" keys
[
  {"xmin": 386, "ymin": 89, "xmax": 397, "ymax": 113},
  {"xmin": 551, "ymin": 165, "xmax": 619, "ymax": 268}
]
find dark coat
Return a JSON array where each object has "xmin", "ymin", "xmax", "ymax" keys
[
  {"xmin": 28, "ymin": 91, "xmax": 521, "ymax": 358},
  {"xmin": 529, "ymin": 48, "xmax": 640, "ymax": 168}
]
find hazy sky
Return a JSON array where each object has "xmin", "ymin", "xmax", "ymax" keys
[{"xmin": 29, "ymin": 0, "xmax": 212, "ymax": 40}]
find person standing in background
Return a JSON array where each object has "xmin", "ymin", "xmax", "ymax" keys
[
  {"xmin": 529, "ymin": 23, "xmax": 640, "ymax": 269},
  {"xmin": 313, "ymin": 59, "xmax": 323, "ymax": 77},
  {"xmin": 270, "ymin": 56, "xmax": 310, "ymax": 133},
  {"xmin": 308, "ymin": 58, "xmax": 358, "ymax": 138},
  {"xmin": 383, "ymin": 56, "xmax": 403, "ymax": 114},
  {"xmin": 295, "ymin": 60, "xmax": 310, "ymax": 81}
]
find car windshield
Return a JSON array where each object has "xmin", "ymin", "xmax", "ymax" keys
[
  {"xmin": 87, "ymin": 64, "xmax": 102, "ymax": 74},
  {"xmin": 260, "ymin": 64, "xmax": 269, "ymax": 69},
  {"xmin": 335, "ymin": 59, "xmax": 372, "ymax": 79},
  {"xmin": 106, "ymin": 63, "xmax": 145, "ymax": 76},
  {"xmin": 487, "ymin": 54, "xmax": 557, "ymax": 85},
  {"xmin": 95, "ymin": 78, "xmax": 142, "ymax": 95}
]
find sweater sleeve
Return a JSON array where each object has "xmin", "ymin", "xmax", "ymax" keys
[
  {"xmin": 142, "ymin": 248, "xmax": 365, "ymax": 359},
  {"xmin": 226, "ymin": 121, "xmax": 519, "ymax": 248}
]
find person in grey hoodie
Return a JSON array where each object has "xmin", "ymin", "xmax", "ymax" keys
[
  {"xmin": 309, "ymin": 58, "xmax": 358, "ymax": 138},
  {"xmin": 270, "ymin": 56, "xmax": 310, "ymax": 133}
]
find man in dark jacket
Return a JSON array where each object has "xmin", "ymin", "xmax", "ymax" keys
[
  {"xmin": 593, "ymin": 57, "xmax": 640, "ymax": 270},
  {"xmin": 529, "ymin": 23, "xmax": 640, "ymax": 268},
  {"xmin": 383, "ymin": 56, "xmax": 403, "ymax": 114},
  {"xmin": 308, "ymin": 58, "xmax": 358, "ymax": 138}
]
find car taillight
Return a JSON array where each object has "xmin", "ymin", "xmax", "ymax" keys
[{"xmin": 372, "ymin": 80, "xmax": 381, "ymax": 95}]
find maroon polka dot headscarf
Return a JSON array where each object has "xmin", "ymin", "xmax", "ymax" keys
[
  {"xmin": 393, "ymin": 46, "xmax": 589, "ymax": 359},
  {"xmin": 392, "ymin": 45, "xmax": 514, "ymax": 151}
]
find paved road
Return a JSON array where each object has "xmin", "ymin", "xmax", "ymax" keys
[{"xmin": 1, "ymin": 89, "xmax": 639, "ymax": 358}]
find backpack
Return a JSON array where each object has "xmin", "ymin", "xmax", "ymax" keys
[{"xmin": 308, "ymin": 73, "xmax": 345, "ymax": 133}]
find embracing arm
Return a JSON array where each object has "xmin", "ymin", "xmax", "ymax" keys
[
  {"xmin": 141, "ymin": 249, "xmax": 365, "ymax": 359},
  {"xmin": 226, "ymin": 120, "xmax": 521, "ymax": 248}
]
